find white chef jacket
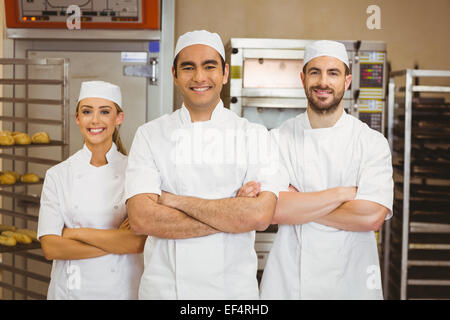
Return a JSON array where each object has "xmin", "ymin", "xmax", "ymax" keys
[
  {"xmin": 260, "ymin": 110, "xmax": 393, "ymax": 300},
  {"xmin": 37, "ymin": 143, "xmax": 144, "ymax": 300},
  {"xmin": 125, "ymin": 100, "xmax": 285, "ymax": 300}
]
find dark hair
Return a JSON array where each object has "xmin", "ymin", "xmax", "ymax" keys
[
  {"xmin": 302, "ymin": 62, "xmax": 350, "ymax": 76},
  {"xmin": 173, "ymin": 54, "xmax": 226, "ymax": 78}
]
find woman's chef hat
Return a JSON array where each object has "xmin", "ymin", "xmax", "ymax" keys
[
  {"xmin": 174, "ymin": 30, "xmax": 225, "ymax": 61},
  {"xmin": 303, "ymin": 40, "xmax": 349, "ymax": 69},
  {"xmin": 77, "ymin": 81, "xmax": 122, "ymax": 107}
]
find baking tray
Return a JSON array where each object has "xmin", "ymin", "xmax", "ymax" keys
[
  {"xmin": 0, "ymin": 140, "xmax": 65, "ymax": 149},
  {"xmin": 394, "ymin": 200, "xmax": 450, "ymax": 224},
  {"xmin": 0, "ymin": 178, "xmax": 44, "ymax": 188},
  {"xmin": 394, "ymin": 183, "xmax": 450, "ymax": 200},
  {"xmin": 0, "ymin": 241, "xmax": 41, "ymax": 253},
  {"xmin": 413, "ymin": 103, "xmax": 450, "ymax": 113},
  {"xmin": 394, "ymin": 127, "xmax": 450, "ymax": 142},
  {"xmin": 393, "ymin": 146, "xmax": 450, "ymax": 163},
  {"xmin": 394, "ymin": 161, "xmax": 450, "ymax": 179}
]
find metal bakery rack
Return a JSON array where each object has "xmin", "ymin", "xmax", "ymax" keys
[
  {"xmin": 0, "ymin": 57, "xmax": 69, "ymax": 299},
  {"xmin": 384, "ymin": 69, "xmax": 450, "ymax": 300}
]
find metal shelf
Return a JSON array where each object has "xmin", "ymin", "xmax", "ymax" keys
[
  {"xmin": 0, "ymin": 153, "xmax": 61, "ymax": 166},
  {"xmin": 0, "ymin": 57, "xmax": 69, "ymax": 300},
  {"xmin": 410, "ymin": 222, "xmax": 450, "ymax": 234},
  {"xmin": 384, "ymin": 68, "xmax": 450, "ymax": 300},
  {"xmin": 408, "ymin": 279, "xmax": 450, "ymax": 286},
  {"xmin": 0, "ymin": 281, "xmax": 46, "ymax": 300},
  {"xmin": 0, "ymin": 190, "xmax": 40, "ymax": 204},
  {"xmin": 0, "ymin": 140, "xmax": 66, "ymax": 149},
  {"xmin": 0, "ymin": 242, "xmax": 41, "ymax": 254},
  {"xmin": 0, "ymin": 178, "xmax": 44, "ymax": 188},
  {"xmin": 0, "ymin": 208, "xmax": 39, "ymax": 221},
  {"xmin": 409, "ymin": 260, "xmax": 450, "ymax": 267},
  {"xmin": 0, "ymin": 97, "xmax": 64, "ymax": 105},
  {"xmin": 0, "ymin": 78, "xmax": 63, "ymax": 85},
  {"xmin": 0, "ymin": 116, "xmax": 63, "ymax": 125}
]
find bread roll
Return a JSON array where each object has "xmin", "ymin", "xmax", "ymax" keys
[
  {"xmin": 4, "ymin": 171, "xmax": 20, "ymax": 180},
  {"xmin": 31, "ymin": 132, "xmax": 51, "ymax": 144},
  {"xmin": 1, "ymin": 231, "xmax": 32, "ymax": 244},
  {"xmin": 0, "ymin": 224, "xmax": 17, "ymax": 232},
  {"xmin": 16, "ymin": 229, "xmax": 38, "ymax": 242},
  {"xmin": 0, "ymin": 172, "xmax": 17, "ymax": 185},
  {"xmin": 0, "ymin": 235, "xmax": 17, "ymax": 247},
  {"xmin": 0, "ymin": 134, "xmax": 15, "ymax": 146},
  {"xmin": 13, "ymin": 132, "xmax": 32, "ymax": 145},
  {"xmin": 20, "ymin": 173, "xmax": 40, "ymax": 183}
]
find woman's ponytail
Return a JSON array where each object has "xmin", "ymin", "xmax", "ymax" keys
[{"xmin": 113, "ymin": 103, "xmax": 127, "ymax": 156}]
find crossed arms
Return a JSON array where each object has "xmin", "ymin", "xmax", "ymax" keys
[
  {"xmin": 40, "ymin": 218, "xmax": 147, "ymax": 261},
  {"xmin": 127, "ymin": 181, "xmax": 388, "ymax": 240},
  {"xmin": 127, "ymin": 190, "xmax": 277, "ymax": 239},
  {"xmin": 269, "ymin": 184, "xmax": 389, "ymax": 231}
]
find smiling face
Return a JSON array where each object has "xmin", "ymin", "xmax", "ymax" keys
[
  {"xmin": 301, "ymin": 56, "xmax": 352, "ymax": 115},
  {"xmin": 173, "ymin": 44, "xmax": 229, "ymax": 112},
  {"xmin": 76, "ymin": 97, "xmax": 124, "ymax": 149}
]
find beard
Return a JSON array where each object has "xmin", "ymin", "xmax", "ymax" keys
[{"xmin": 305, "ymin": 85, "xmax": 345, "ymax": 115}]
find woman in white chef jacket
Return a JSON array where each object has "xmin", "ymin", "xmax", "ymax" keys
[{"xmin": 37, "ymin": 81, "xmax": 146, "ymax": 300}]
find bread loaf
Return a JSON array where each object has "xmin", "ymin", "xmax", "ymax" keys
[
  {"xmin": 0, "ymin": 172, "xmax": 17, "ymax": 185},
  {"xmin": 0, "ymin": 134, "xmax": 14, "ymax": 146},
  {"xmin": 13, "ymin": 132, "xmax": 32, "ymax": 145},
  {"xmin": 31, "ymin": 132, "xmax": 51, "ymax": 144},
  {"xmin": 1, "ymin": 231, "xmax": 32, "ymax": 244},
  {"xmin": 16, "ymin": 229, "xmax": 38, "ymax": 242},
  {"xmin": 20, "ymin": 173, "xmax": 40, "ymax": 183},
  {"xmin": 0, "ymin": 235, "xmax": 17, "ymax": 246}
]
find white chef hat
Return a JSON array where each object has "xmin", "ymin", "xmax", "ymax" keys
[
  {"xmin": 77, "ymin": 81, "xmax": 122, "ymax": 107},
  {"xmin": 304, "ymin": 40, "xmax": 349, "ymax": 69},
  {"xmin": 174, "ymin": 30, "xmax": 225, "ymax": 61}
]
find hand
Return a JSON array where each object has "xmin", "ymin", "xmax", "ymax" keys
[
  {"xmin": 62, "ymin": 227, "xmax": 76, "ymax": 240},
  {"xmin": 288, "ymin": 184, "xmax": 299, "ymax": 192},
  {"xmin": 236, "ymin": 181, "xmax": 261, "ymax": 198},
  {"xmin": 159, "ymin": 191, "xmax": 175, "ymax": 207},
  {"xmin": 119, "ymin": 218, "xmax": 130, "ymax": 230},
  {"xmin": 339, "ymin": 186, "xmax": 358, "ymax": 202}
]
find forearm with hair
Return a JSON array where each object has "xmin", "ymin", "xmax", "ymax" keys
[
  {"xmin": 162, "ymin": 191, "xmax": 276, "ymax": 233},
  {"xmin": 127, "ymin": 193, "xmax": 219, "ymax": 239}
]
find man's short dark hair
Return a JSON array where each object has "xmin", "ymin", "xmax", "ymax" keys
[
  {"xmin": 173, "ymin": 54, "xmax": 226, "ymax": 78},
  {"xmin": 302, "ymin": 62, "xmax": 350, "ymax": 76}
]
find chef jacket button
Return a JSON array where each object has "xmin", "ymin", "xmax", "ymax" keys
[
  {"xmin": 114, "ymin": 175, "xmax": 119, "ymax": 180},
  {"xmin": 111, "ymin": 268, "xmax": 116, "ymax": 273},
  {"xmin": 74, "ymin": 205, "xmax": 79, "ymax": 209},
  {"xmin": 114, "ymin": 205, "xmax": 119, "ymax": 209}
]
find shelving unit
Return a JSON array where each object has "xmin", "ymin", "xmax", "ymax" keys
[
  {"xmin": 0, "ymin": 57, "xmax": 69, "ymax": 299},
  {"xmin": 384, "ymin": 69, "xmax": 450, "ymax": 300}
]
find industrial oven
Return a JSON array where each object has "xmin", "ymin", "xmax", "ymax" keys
[{"xmin": 226, "ymin": 38, "xmax": 388, "ymax": 274}]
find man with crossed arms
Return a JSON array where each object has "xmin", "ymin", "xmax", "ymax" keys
[
  {"xmin": 126, "ymin": 30, "xmax": 285, "ymax": 300},
  {"xmin": 252, "ymin": 40, "xmax": 393, "ymax": 299}
]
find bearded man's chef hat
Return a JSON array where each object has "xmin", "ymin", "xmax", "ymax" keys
[
  {"xmin": 77, "ymin": 81, "xmax": 122, "ymax": 107},
  {"xmin": 174, "ymin": 30, "xmax": 225, "ymax": 61},
  {"xmin": 303, "ymin": 40, "xmax": 350, "ymax": 69}
]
